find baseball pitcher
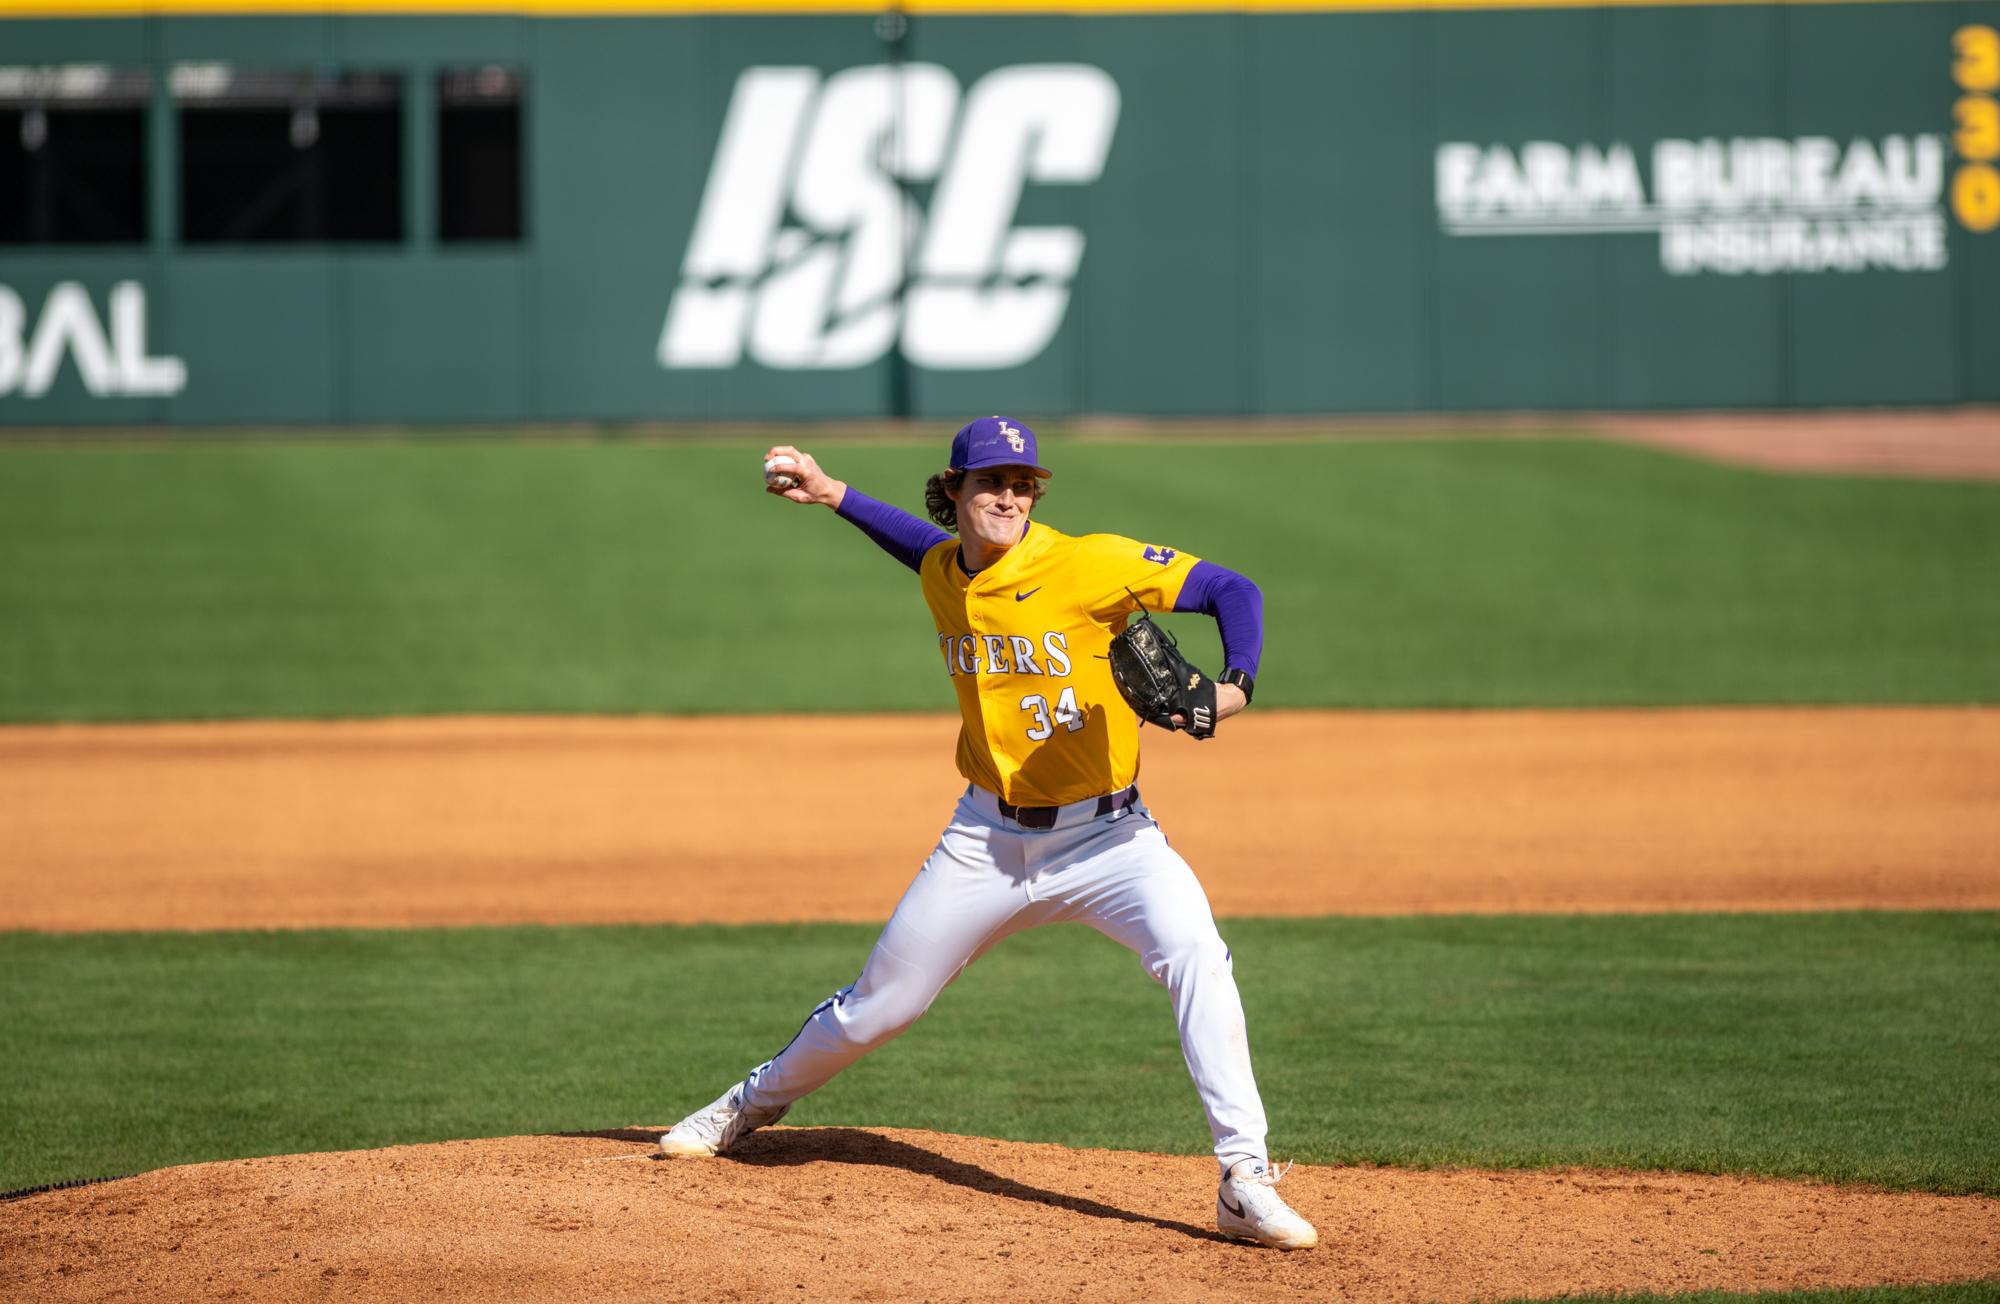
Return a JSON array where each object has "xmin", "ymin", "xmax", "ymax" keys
[{"xmin": 658, "ymin": 417, "xmax": 1317, "ymax": 1251}]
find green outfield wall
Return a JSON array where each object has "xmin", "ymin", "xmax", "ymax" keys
[{"xmin": 2, "ymin": 1, "xmax": 1998, "ymax": 423}]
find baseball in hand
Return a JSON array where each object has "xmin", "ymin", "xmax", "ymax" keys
[{"xmin": 764, "ymin": 455, "xmax": 802, "ymax": 491}]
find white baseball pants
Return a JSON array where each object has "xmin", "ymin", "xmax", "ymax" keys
[{"xmin": 738, "ymin": 784, "xmax": 1271, "ymax": 1176}]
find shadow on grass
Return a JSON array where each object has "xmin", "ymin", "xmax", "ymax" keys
[{"xmin": 560, "ymin": 1125, "xmax": 1231, "ymax": 1245}]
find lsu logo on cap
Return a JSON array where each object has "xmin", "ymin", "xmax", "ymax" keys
[
  {"xmin": 1000, "ymin": 420, "xmax": 1026, "ymax": 453},
  {"xmin": 1142, "ymin": 545, "xmax": 1177, "ymax": 564}
]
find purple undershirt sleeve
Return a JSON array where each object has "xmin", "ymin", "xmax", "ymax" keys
[
  {"xmin": 834, "ymin": 486, "xmax": 955, "ymax": 574},
  {"xmin": 1173, "ymin": 559, "xmax": 1265, "ymax": 681}
]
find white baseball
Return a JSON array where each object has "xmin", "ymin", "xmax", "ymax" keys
[{"xmin": 764, "ymin": 455, "xmax": 801, "ymax": 491}]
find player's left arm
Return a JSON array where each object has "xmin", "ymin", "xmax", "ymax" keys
[
  {"xmin": 1171, "ymin": 560, "xmax": 1263, "ymax": 723},
  {"xmin": 1083, "ymin": 538, "xmax": 1260, "ymax": 725}
]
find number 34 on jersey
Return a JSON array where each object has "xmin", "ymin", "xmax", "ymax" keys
[{"xmin": 1020, "ymin": 687, "xmax": 1085, "ymax": 740}]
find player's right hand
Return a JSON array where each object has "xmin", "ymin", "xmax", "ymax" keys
[{"xmin": 762, "ymin": 445, "xmax": 846, "ymax": 509}]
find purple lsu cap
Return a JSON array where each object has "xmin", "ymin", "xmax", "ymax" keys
[{"xmin": 949, "ymin": 416, "xmax": 1051, "ymax": 477}]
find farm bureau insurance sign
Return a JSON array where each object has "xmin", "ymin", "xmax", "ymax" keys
[
  {"xmin": 659, "ymin": 63, "xmax": 1119, "ymax": 373},
  {"xmin": 1435, "ymin": 136, "xmax": 1949, "ymax": 275},
  {"xmin": 1435, "ymin": 24, "xmax": 2000, "ymax": 276}
]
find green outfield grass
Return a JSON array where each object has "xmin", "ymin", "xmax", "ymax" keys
[
  {"xmin": 0, "ymin": 435, "xmax": 1995, "ymax": 721},
  {"xmin": 3, "ymin": 912, "xmax": 1994, "ymax": 1196}
]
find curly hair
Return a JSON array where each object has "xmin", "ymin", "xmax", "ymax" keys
[{"xmin": 925, "ymin": 468, "xmax": 1048, "ymax": 533}]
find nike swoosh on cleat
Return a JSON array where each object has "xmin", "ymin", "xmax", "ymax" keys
[
  {"xmin": 1014, "ymin": 587, "xmax": 1042, "ymax": 601},
  {"xmin": 1220, "ymin": 1192, "xmax": 1246, "ymax": 1218}
]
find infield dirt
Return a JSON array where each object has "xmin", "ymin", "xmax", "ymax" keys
[
  {"xmin": 7, "ymin": 706, "xmax": 1998, "ymax": 1302},
  {"xmin": 5, "ymin": 1128, "xmax": 1998, "ymax": 1304},
  {"xmin": 2, "ymin": 707, "xmax": 1995, "ymax": 931}
]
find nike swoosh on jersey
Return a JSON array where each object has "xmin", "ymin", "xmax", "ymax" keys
[{"xmin": 1014, "ymin": 587, "xmax": 1042, "ymax": 601}]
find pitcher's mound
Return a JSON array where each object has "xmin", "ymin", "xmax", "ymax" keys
[{"xmin": 4, "ymin": 1128, "xmax": 1995, "ymax": 1303}]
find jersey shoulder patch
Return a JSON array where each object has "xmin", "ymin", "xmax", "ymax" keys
[{"xmin": 1072, "ymin": 533, "xmax": 1190, "ymax": 568}]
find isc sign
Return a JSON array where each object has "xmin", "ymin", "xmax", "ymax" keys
[{"xmin": 660, "ymin": 63, "xmax": 1120, "ymax": 374}]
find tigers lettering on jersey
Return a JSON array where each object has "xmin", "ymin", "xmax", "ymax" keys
[
  {"xmin": 920, "ymin": 525, "xmax": 1199, "ymax": 808},
  {"xmin": 936, "ymin": 630, "xmax": 1073, "ymax": 676}
]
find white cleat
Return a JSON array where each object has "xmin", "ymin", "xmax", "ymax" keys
[
  {"xmin": 1216, "ymin": 1160, "xmax": 1319, "ymax": 1249},
  {"xmin": 657, "ymin": 1083, "xmax": 792, "ymax": 1158}
]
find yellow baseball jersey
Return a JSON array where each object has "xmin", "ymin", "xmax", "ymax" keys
[{"xmin": 920, "ymin": 522, "xmax": 1200, "ymax": 807}]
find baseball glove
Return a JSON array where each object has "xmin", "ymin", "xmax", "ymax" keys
[{"xmin": 1107, "ymin": 612, "xmax": 1220, "ymax": 740}]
